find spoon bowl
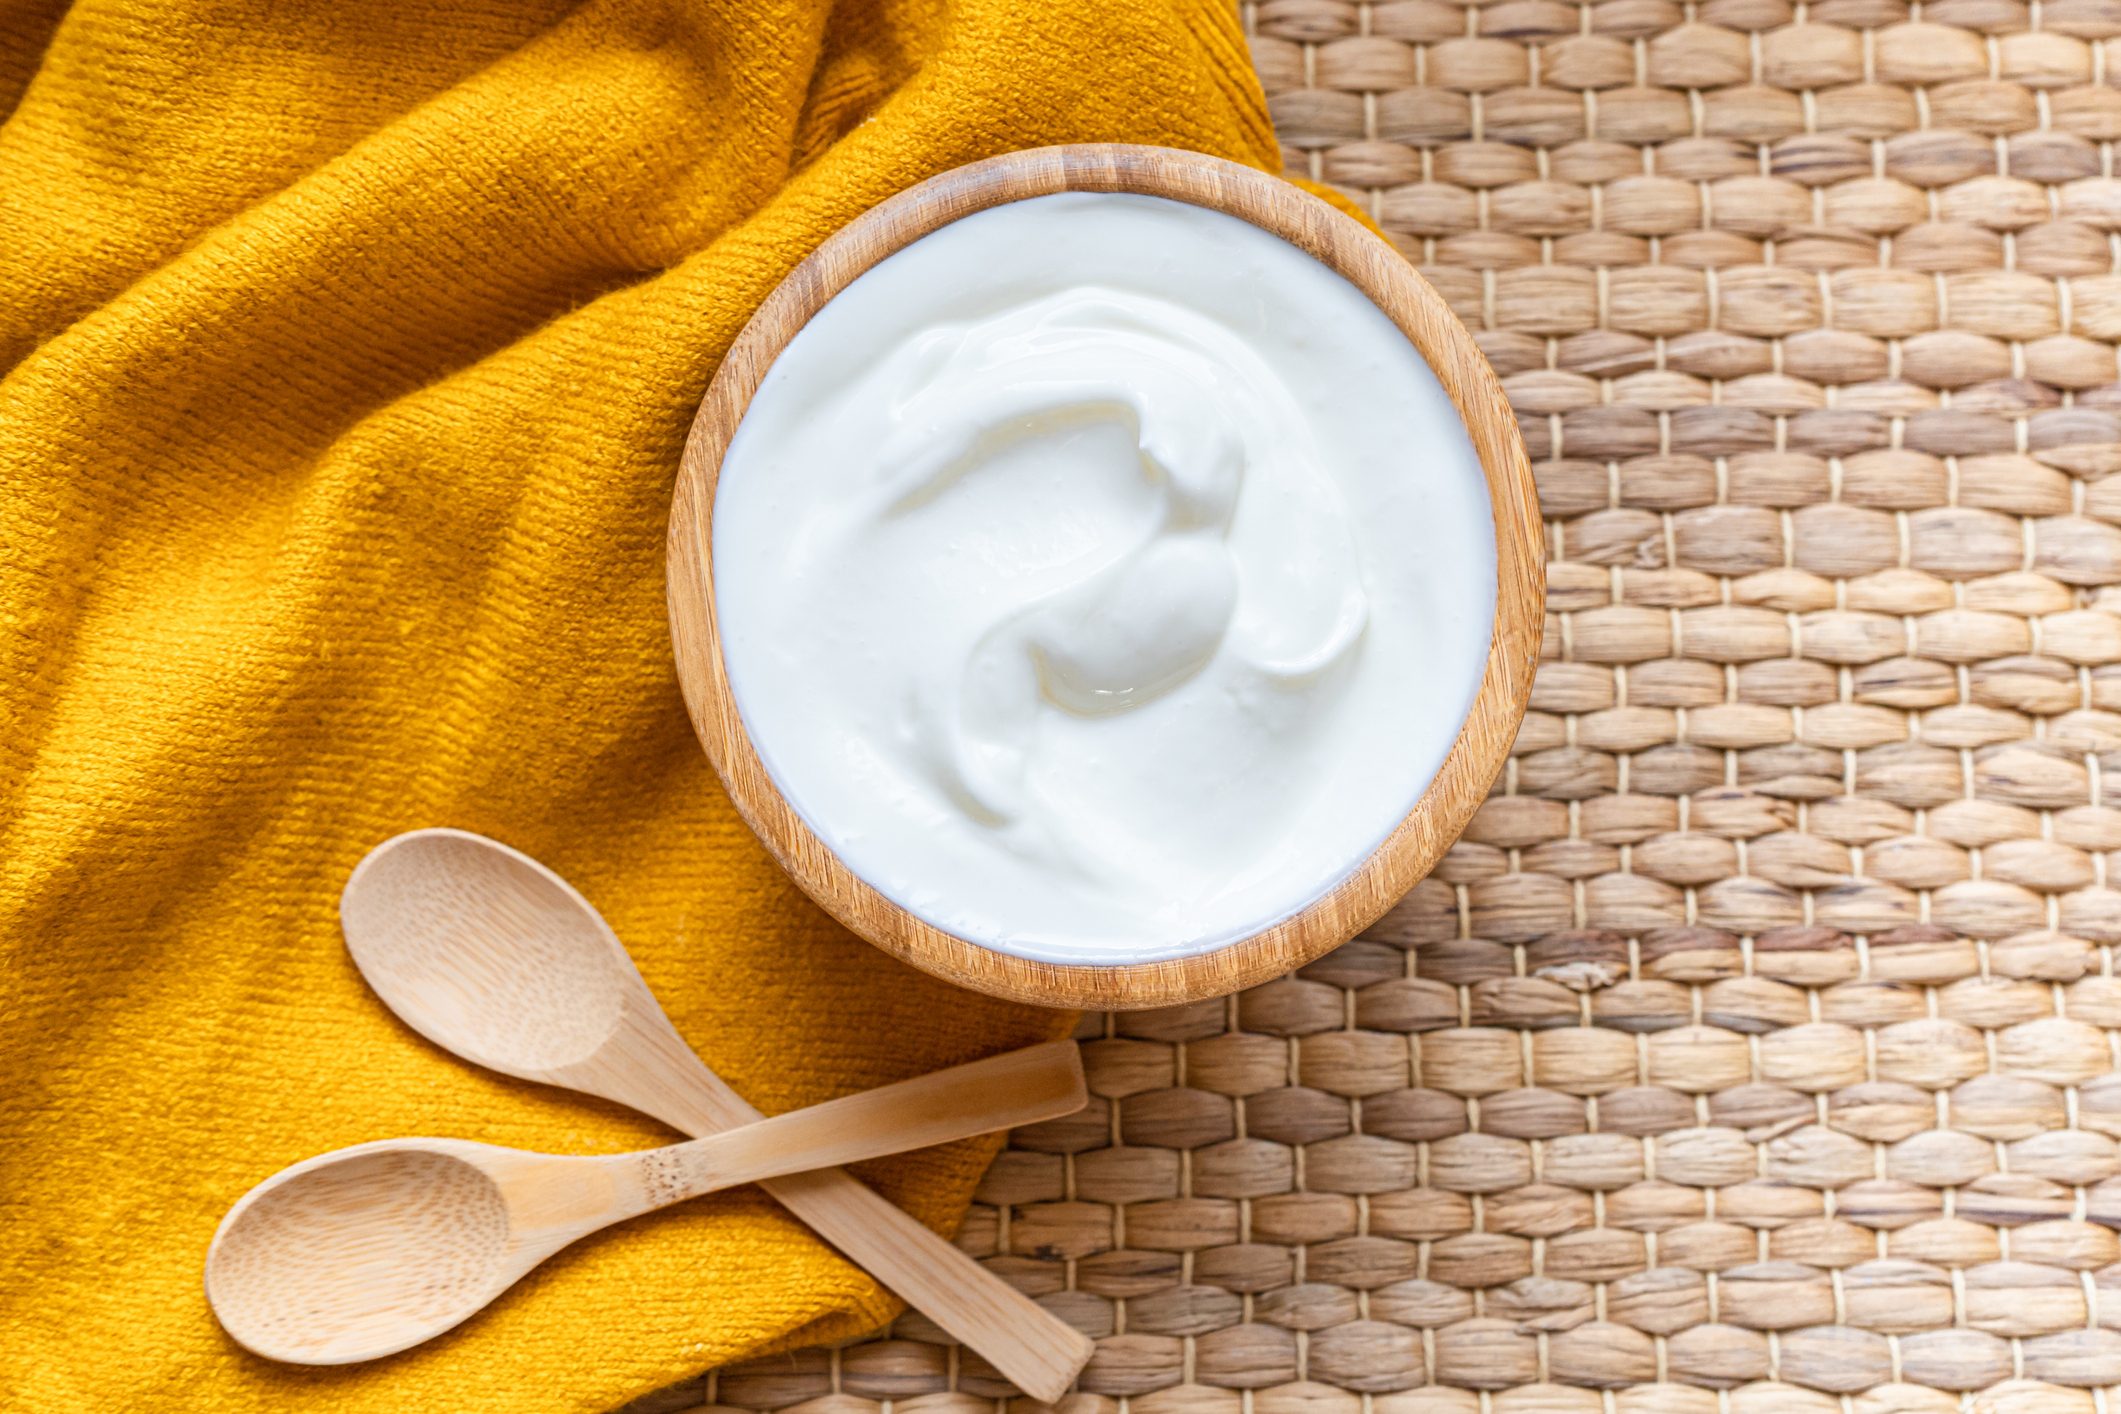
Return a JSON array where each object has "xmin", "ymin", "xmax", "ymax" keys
[
  {"xmin": 341, "ymin": 829, "xmax": 631, "ymax": 1079},
  {"xmin": 207, "ymin": 1139, "xmax": 520, "ymax": 1364}
]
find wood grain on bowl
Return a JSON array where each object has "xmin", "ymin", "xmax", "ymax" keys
[{"xmin": 667, "ymin": 144, "xmax": 1543, "ymax": 1009}]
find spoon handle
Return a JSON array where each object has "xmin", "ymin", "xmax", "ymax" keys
[
  {"xmin": 612, "ymin": 1017, "xmax": 1097, "ymax": 1401},
  {"xmin": 618, "ymin": 1041, "xmax": 1084, "ymax": 1213}
]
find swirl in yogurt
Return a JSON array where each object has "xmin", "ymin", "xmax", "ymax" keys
[
  {"xmin": 712, "ymin": 193, "xmax": 1494, "ymax": 961},
  {"xmin": 866, "ymin": 291, "xmax": 1368, "ymax": 832}
]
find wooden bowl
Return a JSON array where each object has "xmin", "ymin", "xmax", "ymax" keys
[{"xmin": 668, "ymin": 144, "xmax": 1542, "ymax": 1010}]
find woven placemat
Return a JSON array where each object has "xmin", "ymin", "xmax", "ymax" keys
[{"xmin": 633, "ymin": 2, "xmax": 2121, "ymax": 1409}]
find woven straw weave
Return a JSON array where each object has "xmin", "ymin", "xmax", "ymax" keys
[{"xmin": 648, "ymin": 3, "xmax": 2121, "ymax": 1410}]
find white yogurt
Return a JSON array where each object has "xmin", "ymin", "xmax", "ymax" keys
[{"xmin": 712, "ymin": 192, "xmax": 1494, "ymax": 964}]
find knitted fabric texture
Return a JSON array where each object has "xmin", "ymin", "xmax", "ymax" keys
[{"xmin": 0, "ymin": 2, "xmax": 1275, "ymax": 1409}]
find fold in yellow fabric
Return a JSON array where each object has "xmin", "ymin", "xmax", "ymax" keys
[{"xmin": 0, "ymin": 2, "xmax": 1274, "ymax": 1408}]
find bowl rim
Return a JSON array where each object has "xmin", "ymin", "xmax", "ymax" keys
[{"xmin": 668, "ymin": 143, "xmax": 1543, "ymax": 1009}]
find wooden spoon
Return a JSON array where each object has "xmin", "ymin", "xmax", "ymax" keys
[
  {"xmin": 207, "ymin": 1040, "xmax": 1085, "ymax": 1364},
  {"xmin": 337, "ymin": 828, "xmax": 1095, "ymax": 1400}
]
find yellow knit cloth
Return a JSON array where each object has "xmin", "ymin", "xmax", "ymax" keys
[{"xmin": 0, "ymin": 3, "xmax": 1274, "ymax": 1408}]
